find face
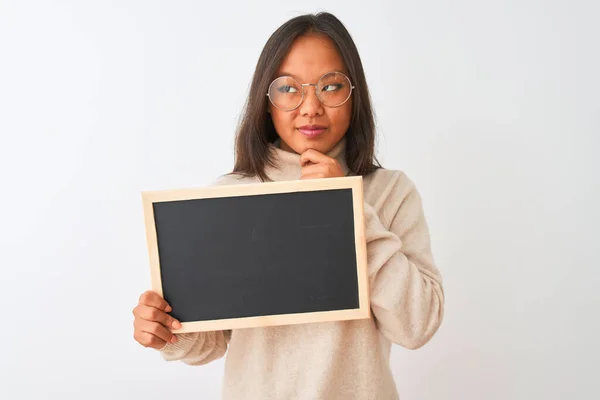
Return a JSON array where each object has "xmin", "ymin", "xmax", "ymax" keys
[{"xmin": 268, "ymin": 34, "xmax": 352, "ymax": 155}]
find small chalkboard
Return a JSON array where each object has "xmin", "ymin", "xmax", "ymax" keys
[{"xmin": 141, "ymin": 176, "xmax": 370, "ymax": 333}]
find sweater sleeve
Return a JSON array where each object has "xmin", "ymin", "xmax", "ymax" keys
[
  {"xmin": 159, "ymin": 330, "xmax": 231, "ymax": 366},
  {"xmin": 364, "ymin": 176, "xmax": 444, "ymax": 349}
]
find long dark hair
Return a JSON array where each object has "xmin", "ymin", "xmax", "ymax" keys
[{"xmin": 232, "ymin": 12, "xmax": 381, "ymax": 181}]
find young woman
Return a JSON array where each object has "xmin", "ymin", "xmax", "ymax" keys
[{"xmin": 133, "ymin": 12, "xmax": 444, "ymax": 400}]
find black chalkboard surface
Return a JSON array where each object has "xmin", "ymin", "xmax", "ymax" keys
[{"xmin": 141, "ymin": 176, "xmax": 370, "ymax": 333}]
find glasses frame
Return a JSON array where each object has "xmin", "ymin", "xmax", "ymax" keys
[{"xmin": 266, "ymin": 71, "xmax": 355, "ymax": 111}]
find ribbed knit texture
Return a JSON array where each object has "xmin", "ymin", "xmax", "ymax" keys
[{"xmin": 160, "ymin": 137, "xmax": 444, "ymax": 399}]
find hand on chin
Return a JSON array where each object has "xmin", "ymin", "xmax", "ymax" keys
[{"xmin": 299, "ymin": 148, "xmax": 344, "ymax": 180}]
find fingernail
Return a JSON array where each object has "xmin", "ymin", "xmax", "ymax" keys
[
  {"xmin": 165, "ymin": 305, "xmax": 172, "ymax": 312},
  {"xmin": 171, "ymin": 335, "xmax": 178, "ymax": 343},
  {"xmin": 172, "ymin": 320, "xmax": 181, "ymax": 329}
]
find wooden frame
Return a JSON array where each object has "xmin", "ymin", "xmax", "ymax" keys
[{"xmin": 141, "ymin": 176, "xmax": 370, "ymax": 333}]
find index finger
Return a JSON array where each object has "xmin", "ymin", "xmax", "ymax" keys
[
  {"xmin": 139, "ymin": 290, "xmax": 172, "ymax": 312},
  {"xmin": 300, "ymin": 149, "xmax": 332, "ymax": 166}
]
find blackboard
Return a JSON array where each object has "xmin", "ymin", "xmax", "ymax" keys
[{"xmin": 141, "ymin": 176, "xmax": 370, "ymax": 333}]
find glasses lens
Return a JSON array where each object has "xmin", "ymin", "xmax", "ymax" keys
[
  {"xmin": 317, "ymin": 72, "xmax": 352, "ymax": 107},
  {"xmin": 268, "ymin": 76, "xmax": 302, "ymax": 110}
]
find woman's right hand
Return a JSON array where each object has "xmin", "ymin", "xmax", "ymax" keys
[{"xmin": 133, "ymin": 290, "xmax": 182, "ymax": 349}]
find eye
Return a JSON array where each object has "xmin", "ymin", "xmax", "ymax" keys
[
  {"xmin": 277, "ymin": 85, "xmax": 298, "ymax": 94},
  {"xmin": 322, "ymin": 83, "xmax": 343, "ymax": 92}
]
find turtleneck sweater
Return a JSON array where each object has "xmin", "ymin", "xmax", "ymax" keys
[{"xmin": 158, "ymin": 137, "xmax": 444, "ymax": 400}]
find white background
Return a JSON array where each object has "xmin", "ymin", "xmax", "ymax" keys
[{"xmin": 1, "ymin": 0, "xmax": 599, "ymax": 399}]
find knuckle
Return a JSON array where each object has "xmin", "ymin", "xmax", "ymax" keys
[
  {"xmin": 141, "ymin": 337, "xmax": 151, "ymax": 347},
  {"xmin": 149, "ymin": 323, "xmax": 161, "ymax": 334},
  {"xmin": 136, "ymin": 308, "xmax": 149, "ymax": 322},
  {"xmin": 139, "ymin": 291, "xmax": 150, "ymax": 304},
  {"xmin": 150, "ymin": 334, "xmax": 162, "ymax": 346},
  {"xmin": 143, "ymin": 333, "xmax": 155, "ymax": 347},
  {"xmin": 133, "ymin": 330, "xmax": 145, "ymax": 345},
  {"xmin": 137, "ymin": 306, "xmax": 149, "ymax": 319},
  {"xmin": 135, "ymin": 306, "xmax": 146, "ymax": 319},
  {"xmin": 149, "ymin": 308, "xmax": 161, "ymax": 320}
]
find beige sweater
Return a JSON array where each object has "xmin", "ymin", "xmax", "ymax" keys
[{"xmin": 159, "ymin": 138, "xmax": 444, "ymax": 399}]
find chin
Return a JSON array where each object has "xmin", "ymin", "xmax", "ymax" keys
[
  {"xmin": 294, "ymin": 136, "xmax": 338, "ymax": 154},
  {"xmin": 291, "ymin": 141, "xmax": 329, "ymax": 155}
]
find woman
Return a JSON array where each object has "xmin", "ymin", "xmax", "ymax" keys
[{"xmin": 133, "ymin": 12, "xmax": 444, "ymax": 400}]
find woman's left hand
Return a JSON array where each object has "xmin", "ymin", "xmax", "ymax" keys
[{"xmin": 299, "ymin": 149, "xmax": 344, "ymax": 179}]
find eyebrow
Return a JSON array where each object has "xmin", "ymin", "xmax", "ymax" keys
[
  {"xmin": 276, "ymin": 70, "xmax": 348, "ymax": 81},
  {"xmin": 277, "ymin": 72, "xmax": 300, "ymax": 79}
]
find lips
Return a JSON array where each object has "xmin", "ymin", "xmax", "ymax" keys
[{"xmin": 297, "ymin": 125, "xmax": 327, "ymax": 138}]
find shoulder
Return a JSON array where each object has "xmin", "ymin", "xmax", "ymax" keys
[
  {"xmin": 363, "ymin": 168, "xmax": 417, "ymax": 203},
  {"xmin": 362, "ymin": 168, "xmax": 422, "ymax": 228}
]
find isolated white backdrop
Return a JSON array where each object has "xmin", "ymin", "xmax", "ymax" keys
[{"xmin": 1, "ymin": 0, "xmax": 599, "ymax": 399}]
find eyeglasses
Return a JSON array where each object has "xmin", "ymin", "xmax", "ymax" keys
[{"xmin": 266, "ymin": 71, "xmax": 355, "ymax": 111}]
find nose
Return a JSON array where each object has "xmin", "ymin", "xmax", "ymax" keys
[{"xmin": 298, "ymin": 84, "xmax": 324, "ymax": 117}]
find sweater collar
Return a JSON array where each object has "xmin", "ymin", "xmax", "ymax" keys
[{"xmin": 265, "ymin": 137, "xmax": 350, "ymax": 181}]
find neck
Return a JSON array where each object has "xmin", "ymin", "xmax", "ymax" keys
[{"xmin": 265, "ymin": 137, "xmax": 350, "ymax": 181}]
